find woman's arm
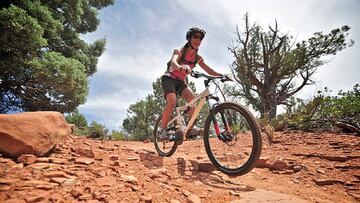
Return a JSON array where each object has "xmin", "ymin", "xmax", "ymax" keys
[
  {"xmin": 169, "ymin": 50, "xmax": 181, "ymax": 71},
  {"xmin": 198, "ymin": 59, "xmax": 222, "ymax": 76},
  {"xmin": 169, "ymin": 50, "xmax": 190, "ymax": 72}
]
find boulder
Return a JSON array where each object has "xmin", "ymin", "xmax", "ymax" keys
[{"xmin": 0, "ymin": 111, "xmax": 71, "ymax": 157}]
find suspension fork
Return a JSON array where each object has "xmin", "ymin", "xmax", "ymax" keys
[
  {"xmin": 220, "ymin": 110, "xmax": 232, "ymax": 133},
  {"xmin": 208, "ymin": 99, "xmax": 231, "ymax": 138}
]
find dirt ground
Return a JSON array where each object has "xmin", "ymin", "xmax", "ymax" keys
[{"xmin": 0, "ymin": 131, "xmax": 359, "ymax": 203}]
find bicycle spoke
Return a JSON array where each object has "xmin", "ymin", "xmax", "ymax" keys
[
  {"xmin": 153, "ymin": 116, "xmax": 178, "ymax": 157},
  {"xmin": 204, "ymin": 102, "xmax": 262, "ymax": 176}
]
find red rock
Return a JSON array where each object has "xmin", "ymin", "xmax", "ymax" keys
[
  {"xmin": 187, "ymin": 193, "xmax": 201, "ymax": 203},
  {"xmin": 292, "ymin": 165, "xmax": 303, "ymax": 172},
  {"xmin": 316, "ymin": 168, "xmax": 326, "ymax": 175},
  {"xmin": 29, "ymin": 163, "xmax": 50, "ymax": 170},
  {"xmin": 255, "ymin": 158, "xmax": 270, "ymax": 168},
  {"xmin": 50, "ymin": 177, "xmax": 67, "ymax": 184},
  {"xmin": 62, "ymin": 178, "xmax": 77, "ymax": 187},
  {"xmin": 17, "ymin": 154, "xmax": 37, "ymax": 165},
  {"xmin": 70, "ymin": 188, "xmax": 83, "ymax": 198},
  {"xmin": 313, "ymin": 178, "xmax": 345, "ymax": 186},
  {"xmin": 140, "ymin": 195, "xmax": 153, "ymax": 203},
  {"xmin": 35, "ymin": 184, "xmax": 54, "ymax": 190},
  {"xmin": 78, "ymin": 195, "xmax": 92, "ymax": 201},
  {"xmin": 121, "ymin": 174, "xmax": 138, "ymax": 184},
  {"xmin": 148, "ymin": 168, "xmax": 170, "ymax": 179},
  {"xmin": 73, "ymin": 148, "xmax": 95, "ymax": 158},
  {"xmin": 347, "ymin": 191, "xmax": 360, "ymax": 201},
  {"xmin": 127, "ymin": 157, "xmax": 139, "ymax": 161},
  {"xmin": 0, "ymin": 178, "xmax": 20, "ymax": 185},
  {"xmin": 0, "ymin": 111, "xmax": 71, "ymax": 157},
  {"xmin": 270, "ymin": 161, "xmax": 288, "ymax": 171},
  {"xmin": 75, "ymin": 157, "xmax": 95, "ymax": 165},
  {"xmin": 49, "ymin": 157, "xmax": 68, "ymax": 164},
  {"xmin": 35, "ymin": 157, "xmax": 50, "ymax": 163},
  {"xmin": 322, "ymin": 155, "xmax": 349, "ymax": 162},
  {"xmin": 109, "ymin": 155, "xmax": 119, "ymax": 161},
  {"xmin": 44, "ymin": 171, "xmax": 71, "ymax": 178},
  {"xmin": 0, "ymin": 185, "xmax": 12, "ymax": 191}
]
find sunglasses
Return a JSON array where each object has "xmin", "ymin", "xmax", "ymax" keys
[{"xmin": 192, "ymin": 34, "xmax": 203, "ymax": 40}]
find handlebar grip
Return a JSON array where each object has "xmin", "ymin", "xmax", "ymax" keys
[
  {"xmin": 191, "ymin": 71, "xmax": 201, "ymax": 78},
  {"xmin": 220, "ymin": 74, "xmax": 233, "ymax": 82}
]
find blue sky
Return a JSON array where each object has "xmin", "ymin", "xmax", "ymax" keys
[{"xmin": 79, "ymin": 0, "xmax": 360, "ymax": 131}]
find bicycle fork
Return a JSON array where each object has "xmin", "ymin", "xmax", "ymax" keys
[{"xmin": 209, "ymin": 101, "xmax": 232, "ymax": 141}]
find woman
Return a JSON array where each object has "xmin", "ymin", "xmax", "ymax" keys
[{"xmin": 160, "ymin": 26, "xmax": 225, "ymax": 140}]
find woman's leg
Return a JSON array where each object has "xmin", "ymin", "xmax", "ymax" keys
[
  {"xmin": 181, "ymin": 87, "xmax": 203, "ymax": 137},
  {"xmin": 162, "ymin": 93, "xmax": 177, "ymax": 130},
  {"xmin": 180, "ymin": 87, "xmax": 195, "ymax": 117}
]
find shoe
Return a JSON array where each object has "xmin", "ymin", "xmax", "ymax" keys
[
  {"xmin": 159, "ymin": 130, "xmax": 169, "ymax": 140},
  {"xmin": 170, "ymin": 132, "xmax": 183, "ymax": 145},
  {"xmin": 187, "ymin": 126, "xmax": 204, "ymax": 139}
]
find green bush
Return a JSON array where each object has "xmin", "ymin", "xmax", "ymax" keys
[
  {"xmin": 274, "ymin": 84, "xmax": 360, "ymax": 133},
  {"xmin": 65, "ymin": 109, "xmax": 88, "ymax": 135},
  {"xmin": 111, "ymin": 130, "xmax": 126, "ymax": 141},
  {"xmin": 87, "ymin": 121, "xmax": 109, "ymax": 139}
]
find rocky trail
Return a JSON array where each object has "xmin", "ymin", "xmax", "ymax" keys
[{"xmin": 0, "ymin": 132, "xmax": 359, "ymax": 203}]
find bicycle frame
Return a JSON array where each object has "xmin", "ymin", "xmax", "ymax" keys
[{"xmin": 166, "ymin": 86, "xmax": 211, "ymax": 141}]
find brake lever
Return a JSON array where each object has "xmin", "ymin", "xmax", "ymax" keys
[
  {"xmin": 220, "ymin": 74, "xmax": 233, "ymax": 82},
  {"xmin": 191, "ymin": 71, "xmax": 201, "ymax": 78}
]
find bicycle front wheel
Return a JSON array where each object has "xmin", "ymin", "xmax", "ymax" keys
[
  {"xmin": 204, "ymin": 102, "xmax": 262, "ymax": 176},
  {"xmin": 153, "ymin": 116, "xmax": 178, "ymax": 157}
]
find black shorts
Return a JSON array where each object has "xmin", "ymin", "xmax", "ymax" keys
[{"xmin": 161, "ymin": 75, "xmax": 188, "ymax": 96}]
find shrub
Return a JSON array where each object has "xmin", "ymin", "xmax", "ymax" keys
[
  {"xmin": 274, "ymin": 84, "xmax": 360, "ymax": 134},
  {"xmin": 111, "ymin": 130, "xmax": 126, "ymax": 141},
  {"xmin": 87, "ymin": 121, "xmax": 109, "ymax": 139}
]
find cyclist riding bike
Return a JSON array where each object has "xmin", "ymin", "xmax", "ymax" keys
[{"xmin": 160, "ymin": 26, "xmax": 227, "ymax": 140}]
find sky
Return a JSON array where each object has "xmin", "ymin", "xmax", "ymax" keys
[{"xmin": 79, "ymin": 0, "xmax": 360, "ymax": 131}]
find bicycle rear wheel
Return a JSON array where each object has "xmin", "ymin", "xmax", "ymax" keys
[
  {"xmin": 153, "ymin": 116, "xmax": 178, "ymax": 157},
  {"xmin": 203, "ymin": 102, "xmax": 262, "ymax": 176}
]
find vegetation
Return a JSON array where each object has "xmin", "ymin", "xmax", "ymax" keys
[
  {"xmin": 66, "ymin": 110, "xmax": 116, "ymax": 140},
  {"xmin": 122, "ymin": 95, "xmax": 159, "ymax": 141},
  {"xmin": 226, "ymin": 13, "xmax": 354, "ymax": 120},
  {"xmin": 65, "ymin": 109, "xmax": 88, "ymax": 135},
  {"xmin": 272, "ymin": 84, "xmax": 360, "ymax": 134},
  {"xmin": 87, "ymin": 121, "xmax": 109, "ymax": 139},
  {"xmin": 111, "ymin": 130, "xmax": 126, "ymax": 141},
  {"xmin": 0, "ymin": 0, "xmax": 114, "ymax": 113}
]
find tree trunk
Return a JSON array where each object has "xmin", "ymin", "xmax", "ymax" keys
[{"xmin": 261, "ymin": 86, "xmax": 277, "ymax": 120}]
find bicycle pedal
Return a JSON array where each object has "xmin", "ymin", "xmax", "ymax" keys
[{"xmin": 170, "ymin": 134, "xmax": 183, "ymax": 145}]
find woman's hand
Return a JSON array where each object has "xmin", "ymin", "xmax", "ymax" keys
[{"xmin": 179, "ymin": 65, "xmax": 191, "ymax": 73}]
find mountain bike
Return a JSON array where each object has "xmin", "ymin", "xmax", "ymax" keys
[{"xmin": 153, "ymin": 71, "xmax": 262, "ymax": 176}]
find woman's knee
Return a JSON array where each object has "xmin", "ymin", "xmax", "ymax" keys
[
  {"xmin": 181, "ymin": 88, "xmax": 195, "ymax": 102},
  {"xmin": 166, "ymin": 93, "xmax": 177, "ymax": 109}
]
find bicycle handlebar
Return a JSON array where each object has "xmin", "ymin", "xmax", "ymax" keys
[{"xmin": 190, "ymin": 71, "xmax": 233, "ymax": 83}]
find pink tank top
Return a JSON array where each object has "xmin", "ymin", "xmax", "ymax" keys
[{"xmin": 168, "ymin": 48, "xmax": 202, "ymax": 81}]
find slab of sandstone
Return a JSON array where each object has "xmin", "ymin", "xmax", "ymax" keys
[{"xmin": 0, "ymin": 111, "xmax": 71, "ymax": 157}]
